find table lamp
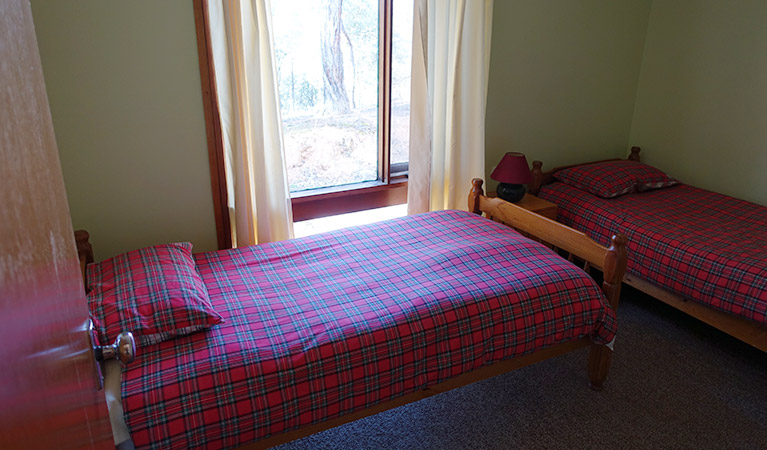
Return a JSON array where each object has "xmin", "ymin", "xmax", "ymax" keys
[{"xmin": 490, "ymin": 152, "xmax": 533, "ymax": 203}]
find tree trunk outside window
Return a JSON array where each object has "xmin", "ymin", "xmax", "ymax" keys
[{"xmin": 321, "ymin": 0, "xmax": 351, "ymax": 114}]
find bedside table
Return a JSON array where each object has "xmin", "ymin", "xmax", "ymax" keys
[
  {"xmin": 488, "ymin": 192, "xmax": 558, "ymax": 221},
  {"xmin": 515, "ymin": 193, "xmax": 558, "ymax": 220},
  {"xmin": 487, "ymin": 193, "xmax": 559, "ymax": 245}
]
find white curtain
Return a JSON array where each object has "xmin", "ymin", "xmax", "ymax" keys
[
  {"xmin": 407, "ymin": 0, "xmax": 494, "ymax": 214},
  {"xmin": 208, "ymin": 0, "xmax": 293, "ymax": 246}
]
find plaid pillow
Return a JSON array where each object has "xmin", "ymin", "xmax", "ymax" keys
[
  {"xmin": 87, "ymin": 242, "xmax": 222, "ymax": 347},
  {"xmin": 554, "ymin": 160, "xmax": 677, "ymax": 198},
  {"xmin": 635, "ymin": 165, "xmax": 679, "ymax": 191}
]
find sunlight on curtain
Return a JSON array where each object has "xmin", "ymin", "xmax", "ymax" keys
[
  {"xmin": 208, "ymin": 0, "xmax": 294, "ymax": 246},
  {"xmin": 407, "ymin": 0, "xmax": 494, "ymax": 214}
]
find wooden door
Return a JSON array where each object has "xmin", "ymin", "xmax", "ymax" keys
[{"xmin": 0, "ymin": 1, "xmax": 113, "ymax": 448}]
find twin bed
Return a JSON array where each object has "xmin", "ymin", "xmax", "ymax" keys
[
  {"xmin": 530, "ymin": 147, "xmax": 767, "ymax": 352},
  {"xmin": 79, "ymin": 179, "xmax": 627, "ymax": 449}
]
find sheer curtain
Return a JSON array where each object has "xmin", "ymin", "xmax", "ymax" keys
[
  {"xmin": 208, "ymin": 0, "xmax": 293, "ymax": 246},
  {"xmin": 407, "ymin": 0, "xmax": 494, "ymax": 214}
]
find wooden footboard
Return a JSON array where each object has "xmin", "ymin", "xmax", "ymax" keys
[
  {"xmin": 469, "ymin": 178, "xmax": 627, "ymax": 310},
  {"xmin": 469, "ymin": 178, "xmax": 628, "ymax": 391}
]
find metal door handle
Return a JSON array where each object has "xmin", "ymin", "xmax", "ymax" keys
[
  {"xmin": 93, "ymin": 331, "xmax": 136, "ymax": 365},
  {"xmin": 95, "ymin": 331, "xmax": 136, "ymax": 365},
  {"xmin": 88, "ymin": 318, "xmax": 136, "ymax": 390}
]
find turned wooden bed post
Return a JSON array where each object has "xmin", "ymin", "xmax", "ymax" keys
[
  {"xmin": 469, "ymin": 178, "xmax": 484, "ymax": 215},
  {"xmin": 529, "ymin": 161, "xmax": 544, "ymax": 195},
  {"xmin": 588, "ymin": 233, "xmax": 628, "ymax": 391},
  {"xmin": 628, "ymin": 146, "xmax": 641, "ymax": 161},
  {"xmin": 75, "ymin": 230, "xmax": 93, "ymax": 289},
  {"xmin": 601, "ymin": 234, "xmax": 628, "ymax": 311}
]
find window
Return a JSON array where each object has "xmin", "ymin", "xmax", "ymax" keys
[{"xmin": 271, "ymin": 0, "xmax": 412, "ymax": 221}]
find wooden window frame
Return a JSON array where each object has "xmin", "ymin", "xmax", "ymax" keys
[
  {"xmin": 193, "ymin": 0, "xmax": 408, "ymax": 247},
  {"xmin": 193, "ymin": 0, "xmax": 231, "ymax": 249}
]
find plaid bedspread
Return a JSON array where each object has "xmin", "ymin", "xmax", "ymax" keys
[
  {"xmin": 539, "ymin": 182, "xmax": 767, "ymax": 324},
  {"xmin": 121, "ymin": 210, "xmax": 615, "ymax": 449}
]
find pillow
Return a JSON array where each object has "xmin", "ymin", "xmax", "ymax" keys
[
  {"xmin": 554, "ymin": 160, "xmax": 677, "ymax": 198},
  {"xmin": 87, "ymin": 242, "xmax": 222, "ymax": 347},
  {"xmin": 634, "ymin": 165, "xmax": 679, "ymax": 192}
]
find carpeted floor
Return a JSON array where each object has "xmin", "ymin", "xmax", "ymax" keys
[{"xmin": 275, "ymin": 286, "xmax": 767, "ymax": 449}]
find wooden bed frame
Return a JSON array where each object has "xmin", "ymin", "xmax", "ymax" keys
[
  {"xmin": 75, "ymin": 180, "xmax": 628, "ymax": 449},
  {"xmin": 528, "ymin": 146, "xmax": 767, "ymax": 352}
]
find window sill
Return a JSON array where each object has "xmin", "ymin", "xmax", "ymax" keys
[{"xmin": 291, "ymin": 179, "xmax": 408, "ymax": 222}]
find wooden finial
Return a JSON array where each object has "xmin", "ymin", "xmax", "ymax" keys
[
  {"xmin": 74, "ymin": 230, "xmax": 93, "ymax": 265},
  {"xmin": 628, "ymin": 146, "xmax": 641, "ymax": 161},
  {"xmin": 469, "ymin": 178, "xmax": 484, "ymax": 215}
]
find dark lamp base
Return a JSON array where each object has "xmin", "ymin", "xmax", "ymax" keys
[{"xmin": 497, "ymin": 183, "xmax": 526, "ymax": 203}]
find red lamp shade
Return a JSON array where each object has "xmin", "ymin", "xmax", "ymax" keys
[{"xmin": 490, "ymin": 152, "xmax": 533, "ymax": 185}]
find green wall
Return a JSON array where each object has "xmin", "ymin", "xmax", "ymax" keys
[
  {"xmin": 31, "ymin": 0, "xmax": 218, "ymax": 260},
  {"xmin": 629, "ymin": 0, "xmax": 767, "ymax": 206},
  {"xmin": 31, "ymin": 0, "xmax": 764, "ymax": 259},
  {"xmin": 485, "ymin": 0, "xmax": 653, "ymax": 189},
  {"xmin": 35, "ymin": 0, "xmax": 654, "ymax": 259}
]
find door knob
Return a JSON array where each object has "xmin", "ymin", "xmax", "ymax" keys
[
  {"xmin": 95, "ymin": 331, "xmax": 136, "ymax": 365},
  {"xmin": 89, "ymin": 318, "xmax": 137, "ymax": 390}
]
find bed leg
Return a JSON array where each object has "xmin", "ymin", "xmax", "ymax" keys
[{"xmin": 587, "ymin": 343, "xmax": 612, "ymax": 391}]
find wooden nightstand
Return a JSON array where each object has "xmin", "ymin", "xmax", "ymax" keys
[
  {"xmin": 488, "ymin": 192, "xmax": 558, "ymax": 221},
  {"xmin": 515, "ymin": 193, "xmax": 558, "ymax": 220},
  {"xmin": 486, "ymin": 193, "xmax": 559, "ymax": 244}
]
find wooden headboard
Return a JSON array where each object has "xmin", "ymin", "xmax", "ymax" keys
[{"xmin": 529, "ymin": 146, "xmax": 642, "ymax": 195}]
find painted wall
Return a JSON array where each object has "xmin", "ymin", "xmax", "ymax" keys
[
  {"xmin": 629, "ymin": 0, "xmax": 767, "ymax": 206},
  {"xmin": 485, "ymin": 0, "xmax": 653, "ymax": 189},
  {"xmin": 31, "ymin": 0, "xmax": 217, "ymax": 260},
  {"xmin": 36, "ymin": 0, "xmax": 761, "ymax": 258}
]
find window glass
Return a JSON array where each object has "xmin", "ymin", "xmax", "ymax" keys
[
  {"xmin": 271, "ymin": 0, "xmax": 380, "ymax": 192},
  {"xmin": 390, "ymin": 0, "xmax": 412, "ymax": 170}
]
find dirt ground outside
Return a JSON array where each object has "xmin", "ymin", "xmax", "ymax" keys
[{"xmin": 284, "ymin": 102, "xmax": 409, "ymax": 192}]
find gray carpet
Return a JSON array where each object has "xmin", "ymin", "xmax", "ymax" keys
[{"xmin": 275, "ymin": 286, "xmax": 767, "ymax": 449}]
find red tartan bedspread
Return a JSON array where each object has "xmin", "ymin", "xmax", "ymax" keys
[
  {"xmin": 121, "ymin": 210, "xmax": 615, "ymax": 449},
  {"xmin": 539, "ymin": 182, "xmax": 767, "ymax": 324}
]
